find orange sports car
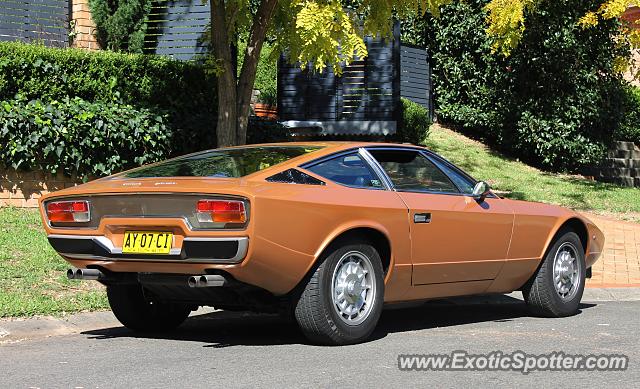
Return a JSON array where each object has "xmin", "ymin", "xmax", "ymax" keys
[{"xmin": 39, "ymin": 142, "xmax": 604, "ymax": 345}]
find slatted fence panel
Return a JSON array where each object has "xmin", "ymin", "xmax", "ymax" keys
[
  {"xmin": 144, "ymin": 0, "xmax": 209, "ymax": 61},
  {"xmin": 0, "ymin": 0, "xmax": 70, "ymax": 47},
  {"xmin": 278, "ymin": 24, "xmax": 401, "ymax": 126},
  {"xmin": 400, "ymin": 44, "xmax": 431, "ymax": 115}
]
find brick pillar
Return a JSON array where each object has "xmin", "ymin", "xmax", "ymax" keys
[
  {"xmin": 623, "ymin": 7, "xmax": 640, "ymax": 86},
  {"xmin": 71, "ymin": 0, "xmax": 100, "ymax": 50}
]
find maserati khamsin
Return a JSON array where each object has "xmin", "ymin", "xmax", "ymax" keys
[{"xmin": 39, "ymin": 143, "xmax": 604, "ymax": 345}]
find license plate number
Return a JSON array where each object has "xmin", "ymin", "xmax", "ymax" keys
[{"xmin": 122, "ymin": 231, "xmax": 173, "ymax": 255}]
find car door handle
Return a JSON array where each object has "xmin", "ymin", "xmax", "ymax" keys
[{"xmin": 414, "ymin": 213, "xmax": 432, "ymax": 223}]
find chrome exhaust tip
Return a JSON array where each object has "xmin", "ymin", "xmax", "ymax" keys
[
  {"xmin": 67, "ymin": 268, "xmax": 104, "ymax": 280},
  {"xmin": 187, "ymin": 274, "xmax": 226, "ymax": 288}
]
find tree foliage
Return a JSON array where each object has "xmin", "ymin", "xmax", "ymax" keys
[
  {"xmin": 208, "ymin": 0, "xmax": 640, "ymax": 147},
  {"xmin": 89, "ymin": 0, "xmax": 152, "ymax": 53},
  {"xmin": 423, "ymin": 0, "xmax": 629, "ymax": 171}
]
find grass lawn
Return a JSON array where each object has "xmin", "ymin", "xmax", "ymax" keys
[
  {"xmin": 0, "ymin": 207, "xmax": 108, "ymax": 318},
  {"xmin": 426, "ymin": 125, "xmax": 640, "ymax": 221}
]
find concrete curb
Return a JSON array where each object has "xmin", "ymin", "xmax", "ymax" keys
[
  {"xmin": 1, "ymin": 289, "xmax": 638, "ymax": 344},
  {"xmin": 580, "ymin": 287, "xmax": 640, "ymax": 301}
]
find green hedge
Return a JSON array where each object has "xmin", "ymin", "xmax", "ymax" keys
[
  {"xmin": 413, "ymin": 0, "xmax": 629, "ymax": 172},
  {"xmin": 88, "ymin": 0, "xmax": 151, "ymax": 53},
  {"xmin": 398, "ymin": 98, "xmax": 431, "ymax": 144},
  {"xmin": 618, "ymin": 85, "xmax": 640, "ymax": 146},
  {"xmin": 0, "ymin": 42, "xmax": 217, "ymax": 153},
  {"xmin": 0, "ymin": 97, "xmax": 171, "ymax": 180},
  {"xmin": 0, "ymin": 42, "xmax": 219, "ymax": 178}
]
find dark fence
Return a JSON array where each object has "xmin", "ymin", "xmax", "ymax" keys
[
  {"xmin": 0, "ymin": 0, "xmax": 70, "ymax": 47},
  {"xmin": 144, "ymin": 0, "xmax": 209, "ymax": 61},
  {"xmin": 278, "ymin": 23, "xmax": 432, "ymax": 135},
  {"xmin": 400, "ymin": 44, "xmax": 432, "ymax": 115}
]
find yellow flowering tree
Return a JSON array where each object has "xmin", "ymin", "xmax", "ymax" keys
[
  {"xmin": 578, "ymin": 1, "xmax": 640, "ymax": 76},
  {"xmin": 210, "ymin": 0, "xmax": 460, "ymax": 147},
  {"xmin": 210, "ymin": 0, "xmax": 639, "ymax": 147}
]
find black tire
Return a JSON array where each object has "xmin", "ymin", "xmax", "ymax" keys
[
  {"xmin": 294, "ymin": 241, "xmax": 384, "ymax": 345},
  {"xmin": 107, "ymin": 284, "xmax": 191, "ymax": 332},
  {"xmin": 523, "ymin": 229, "xmax": 586, "ymax": 317}
]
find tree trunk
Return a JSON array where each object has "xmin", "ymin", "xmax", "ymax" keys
[
  {"xmin": 216, "ymin": 68, "xmax": 237, "ymax": 147},
  {"xmin": 210, "ymin": 0, "xmax": 237, "ymax": 147},
  {"xmin": 211, "ymin": 0, "xmax": 279, "ymax": 146}
]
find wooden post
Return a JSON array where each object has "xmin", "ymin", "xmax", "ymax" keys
[{"xmin": 392, "ymin": 19, "xmax": 402, "ymax": 136}]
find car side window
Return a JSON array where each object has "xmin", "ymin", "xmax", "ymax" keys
[
  {"xmin": 305, "ymin": 153, "xmax": 383, "ymax": 189},
  {"xmin": 368, "ymin": 149, "xmax": 459, "ymax": 193},
  {"xmin": 427, "ymin": 154, "xmax": 476, "ymax": 195}
]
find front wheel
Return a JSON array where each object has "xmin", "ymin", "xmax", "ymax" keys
[
  {"xmin": 523, "ymin": 230, "xmax": 586, "ymax": 317},
  {"xmin": 107, "ymin": 284, "xmax": 191, "ymax": 332},
  {"xmin": 294, "ymin": 241, "xmax": 384, "ymax": 345}
]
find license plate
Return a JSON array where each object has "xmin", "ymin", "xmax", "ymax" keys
[{"xmin": 122, "ymin": 231, "xmax": 173, "ymax": 255}]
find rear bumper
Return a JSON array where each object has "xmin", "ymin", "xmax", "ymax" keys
[{"xmin": 47, "ymin": 234, "xmax": 249, "ymax": 264}]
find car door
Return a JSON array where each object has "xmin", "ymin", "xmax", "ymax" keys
[{"xmin": 366, "ymin": 148, "xmax": 514, "ymax": 286}]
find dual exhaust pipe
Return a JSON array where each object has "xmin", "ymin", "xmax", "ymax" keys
[
  {"xmin": 67, "ymin": 268, "xmax": 105, "ymax": 280},
  {"xmin": 67, "ymin": 268, "xmax": 227, "ymax": 288},
  {"xmin": 187, "ymin": 274, "xmax": 227, "ymax": 288}
]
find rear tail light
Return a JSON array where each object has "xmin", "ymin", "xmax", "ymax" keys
[
  {"xmin": 46, "ymin": 200, "xmax": 91, "ymax": 223},
  {"xmin": 196, "ymin": 200, "xmax": 246, "ymax": 224}
]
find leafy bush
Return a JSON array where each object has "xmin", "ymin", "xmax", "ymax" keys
[
  {"xmin": 617, "ymin": 85, "xmax": 640, "ymax": 145},
  {"xmin": 257, "ymin": 86, "xmax": 277, "ymax": 105},
  {"xmin": 0, "ymin": 41, "xmax": 217, "ymax": 153},
  {"xmin": 411, "ymin": 0, "xmax": 629, "ymax": 171},
  {"xmin": 253, "ymin": 42, "xmax": 278, "ymax": 97},
  {"xmin": 89, "ymin": 0, "xmax": 152, "ymax": 53},
  {"xmin": 398, "ymin": 98, "xmax": 431, "ymax": 145},
  {"xmin": 0, "ymin": 97, "xmax": 172, "ymax": 180},
  {"xmin": 515, "ymin": 112, "xmax": 606, "ymax": 168}
]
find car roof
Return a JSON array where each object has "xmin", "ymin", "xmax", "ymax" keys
[{"xmin": 241, "ymin": 141, "xmax": 429, "ymax": 179}]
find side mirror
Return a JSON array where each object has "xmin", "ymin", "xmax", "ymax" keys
[{"xmin": 472, "ymin": 181, "xmax": 491, "ymax": 202}]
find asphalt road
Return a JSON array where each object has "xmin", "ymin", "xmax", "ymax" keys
[{"xmin": 1, "ymin": 294, "xmax": 638, "ymax": 388}]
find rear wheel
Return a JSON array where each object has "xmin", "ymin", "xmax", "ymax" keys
[
  {"xmin": 523, "ymin": 230, "xmax": 586, "ymax": 317},
  {"xmin": 294, "ymin": 241, "xmax": 384, "ymax": 345},
  {"xmin": 107, "ymin": 284, "xmax": 191, "ymax": 332}
]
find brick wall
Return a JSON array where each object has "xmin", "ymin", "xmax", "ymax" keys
[
  {"xmin": 624, "ymin": 7, "xmax": 640, "ymax": 86},
  {"xmin": 71, "ymin": 0, "xmax": 100, "ymax": 50},
  {"xmin": 0, "ymin": 169, "xmax": 81, "ymax": 208}
]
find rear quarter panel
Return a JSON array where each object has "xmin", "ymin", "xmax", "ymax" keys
[{"xmin": 244, "ymin": 180, "xmax": 411, "ymax": 297}]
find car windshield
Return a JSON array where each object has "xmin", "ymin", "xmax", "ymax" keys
[{"xmin": 122, "ymin": 146, "xmax": 324, "ymax": 178}]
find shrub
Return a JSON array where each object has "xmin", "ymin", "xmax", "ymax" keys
[
  {"xmin": 0, "ymin": 41, "xmax": 217, "ymax": 153},
  {"xmin": 257, "ymin": 86, "xmax": 277, "ymax": 106},
  {"xmin": 617, "ymin": 85, "xmax": 640, "ymax": 145},
  {"xmin": 254, "ymin": 43, "xmax": 278, "ymax": 97},
  {"xmin": 398, "ymin": 98, "xmax": 431, "ymax": 144},
  {"xmin": 88, "ymin": 0, "xmax": 152, "ymax": 53},
  {"xmin": 515, "ymin": 112, "xmax": 606, "ymax": 168},
  {"xmin": 0, "ymin": 96, "xmax": 172, "ymax": 180},
  {"xmin": 411, "ymin": 0, "xmax": 629, "ymax": 171}
]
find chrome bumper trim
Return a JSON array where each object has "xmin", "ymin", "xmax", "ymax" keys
[{"xmin": 48, "ymin": 234, "xmax": 249, "ymax": 264}]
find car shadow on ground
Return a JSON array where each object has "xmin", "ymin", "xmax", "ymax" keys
[{"xmin": 82, "ymin": 295, "xmax": 596, "ymax": 347}]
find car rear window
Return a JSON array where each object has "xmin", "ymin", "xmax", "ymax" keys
[{"xmin": 122, "ymin": 146, "xmax": 324, "ymax": 178}]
